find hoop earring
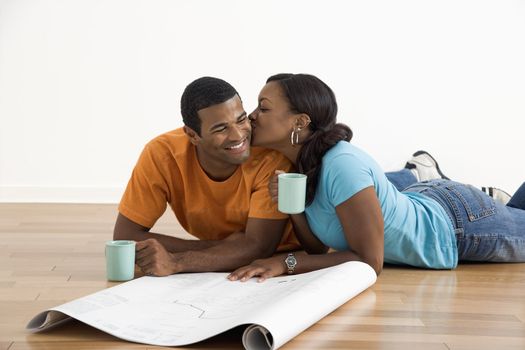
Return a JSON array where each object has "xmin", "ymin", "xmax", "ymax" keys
[{"xmin": 290, "ymin": 127, "xmax": 301, "ymax": 146}]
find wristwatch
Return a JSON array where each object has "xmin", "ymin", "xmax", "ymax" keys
[{"xmin": 284, "ymin": 253, "xmax": 297, "ymax": 274}]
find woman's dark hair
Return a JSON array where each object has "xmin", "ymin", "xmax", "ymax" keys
[
  {"xmin": 181, "ymin": 77, "xmax": 239, "ymax": 135},
  {"xmin": 267, "ymin": 73, "xmax": 353, "ymax": 205}
]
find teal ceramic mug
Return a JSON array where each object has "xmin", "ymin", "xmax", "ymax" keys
[
  {"xmin": 278, "ymin": 173, "xmax": 307, "ymax": 214},
  {"xmin": 105, "ymin": 240, "xmax": 136, "ymax": 281}
]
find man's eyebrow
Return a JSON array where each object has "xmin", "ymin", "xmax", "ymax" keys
[
  {"xmin": 209, "ymin": 122, "xmax": 227, "ymax": 131},
  {"xmin": 236, "ymin": 111, "xmax": 247, "ymax": 120}
]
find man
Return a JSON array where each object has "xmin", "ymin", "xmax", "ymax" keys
[{"xmin": 114, "ymin": 77, "xmax": 298, "ymax": 276}]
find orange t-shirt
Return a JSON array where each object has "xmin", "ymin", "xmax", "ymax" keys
[{"xmin": 118, "ymin": 128, "xmax": 299, "ymax": 251}]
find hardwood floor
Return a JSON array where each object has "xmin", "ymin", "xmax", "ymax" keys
[{"xmin": 1, "ymin": 203, "xmax": 524, "ymax": 349}]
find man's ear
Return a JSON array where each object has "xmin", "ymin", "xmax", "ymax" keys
[
  {"xmin": 295, "ymin": 114, "xmax": 311, "ymax": 129},
  {"xmin": 183, "ymin": 126, "xmax": 201, "ymax": 145}
]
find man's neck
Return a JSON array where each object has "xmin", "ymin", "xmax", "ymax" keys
[{"xmin": 195, "ymin": 149, "xmax": 239, "ymax": 182}]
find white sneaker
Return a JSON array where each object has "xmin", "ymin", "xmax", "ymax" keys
[
  {"xmin": 481, "ymin": 187, "xmax": 512, "ymax": 205},
  {"xmin": 405, "ymin": 150, "xmax": 450, "ymax": 182}
]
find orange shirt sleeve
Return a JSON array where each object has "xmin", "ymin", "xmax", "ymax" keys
[{"xmin": 118, "ymin": 142, "xmax": 170, "ymax": 228}]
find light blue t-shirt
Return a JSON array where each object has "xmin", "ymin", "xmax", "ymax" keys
[{"xmin": 305, "ymin": 141, "xmax": 458, "ymax": 269}]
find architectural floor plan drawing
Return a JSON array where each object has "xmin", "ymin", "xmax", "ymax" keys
[{"xmin": 27, "ymin": 261, "xmax": 377, "ymax": 350}]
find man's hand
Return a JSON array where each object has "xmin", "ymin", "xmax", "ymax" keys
[{"xmin": 135, "ymin": 238, "xmax": 181, "ymax": 276}]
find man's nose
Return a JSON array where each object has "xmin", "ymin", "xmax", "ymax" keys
[{"xmin": 229, "ymin": 124, "xmax": 244, "ymax": 140}]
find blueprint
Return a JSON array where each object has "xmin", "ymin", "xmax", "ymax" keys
[{"xmin": 27, "ymin": 261, "xmax": 376, "ymax": 349}]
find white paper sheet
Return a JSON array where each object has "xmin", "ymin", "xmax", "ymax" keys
[{"xmin": 27, "ymin": 261, "xmax": 376, "ymax": 349}]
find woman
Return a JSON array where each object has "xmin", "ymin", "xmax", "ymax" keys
[{"xmin": 228, "ymin": 73, "xmax": 525, "ymax": 281}]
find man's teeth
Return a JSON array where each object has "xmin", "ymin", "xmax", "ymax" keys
[{"xmin": 228, "ymin": 140, "xmax": 244, "ymax": 149}]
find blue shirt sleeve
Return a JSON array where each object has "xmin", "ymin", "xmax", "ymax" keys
[{"xmin": 324, "ymin": 153, "xmax": 375, "ymax": 207}]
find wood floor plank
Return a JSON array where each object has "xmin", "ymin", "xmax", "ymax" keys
[
  {"xmin": 294, "ymin": 330, "xmax": 525, "ymax": 346},
  {"xmin": 317, "ymin": 315, "xmax": 425, "ymax": 326},
  {"xmin": 286, "ymin": 339, "xmax": 449, "ymax": 350},
  {"xmin": 446, "ymin": 338, "xmax": 525, "ymax": 350},
  {"xmin": 0, "ymin": 289, "xmax": 39, "ymax": 301}
]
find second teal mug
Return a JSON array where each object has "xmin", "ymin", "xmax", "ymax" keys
[{"xmin": 278, "ymin": 173, "xmax": 307, "ymax": 214}]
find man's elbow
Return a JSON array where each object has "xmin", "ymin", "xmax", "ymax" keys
[
  {"xmin": 258, "ymin": 244, "xmax": 277, "ymax": 259},
  {"xmin": 223, "ymin": 233, "xmax": 277, "ymax": 260},
  {"xmin": 246, "ymin": 238, "xmax": 278, "ymax": 259}
]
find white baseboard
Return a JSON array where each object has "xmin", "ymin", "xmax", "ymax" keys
[{"xmin": 0, "ymin": 186, "xmax": 123, "ymax": 203}]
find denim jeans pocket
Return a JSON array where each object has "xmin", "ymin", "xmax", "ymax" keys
[{"xmin": 445, "ymin": 184, "xmax": 496, "ymax": 222}]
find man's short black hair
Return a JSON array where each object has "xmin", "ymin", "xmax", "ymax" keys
[{"xmin": 180, "ymin": 77, "xmax": 239, "ymax": 135}]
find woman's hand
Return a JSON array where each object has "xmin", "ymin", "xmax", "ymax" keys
[
  {"xmin": 269, "ymin": 170, "xmax": 286, "ymax": 203},
  {"xmin": 227, "ymin": 256, "xmax": 286, "ymax": 282}
]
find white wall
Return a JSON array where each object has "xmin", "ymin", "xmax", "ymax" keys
[{"xmin": 1, "ymin": 0, "xmax": 524, "ymax": 203}]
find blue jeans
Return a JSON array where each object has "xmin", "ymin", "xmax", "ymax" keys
[
  {"xmin": 385, "ymin": 170, "xmax": 525, "ymax": 262},
  {"xmin": 386, "ymin": 169, "xmax": 418, "ymax": 192}
]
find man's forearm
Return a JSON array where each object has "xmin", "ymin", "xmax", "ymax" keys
[
  {"xmin": 172, "ymin": 234, "xmax": 272, "ymax": 273},
  {"xmin": 114, "ymin": 228, "xmax": 221, "ymax": 252}
]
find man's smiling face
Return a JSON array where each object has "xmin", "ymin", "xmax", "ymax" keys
[{"xmin": 188, "ymin": 94, "xmax": 252, "ymax": 178}]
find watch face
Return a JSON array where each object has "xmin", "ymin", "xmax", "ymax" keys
[{"xmin": 285, "ymin": 255, "xmax": 297, "ymax": 268}]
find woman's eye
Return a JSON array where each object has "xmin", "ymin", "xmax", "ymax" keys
[{"xmin": 259, "ymin": 107, "xmax": 268, "ymax": 112}]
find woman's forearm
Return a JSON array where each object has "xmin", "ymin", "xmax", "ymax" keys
[
  {"xmin": 292, "ymin": 250, "xmax": 372, "ymax": 275},
  {"xmin": 290, "ymin": 213, "xmax": 329, "ymax": 254}
]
